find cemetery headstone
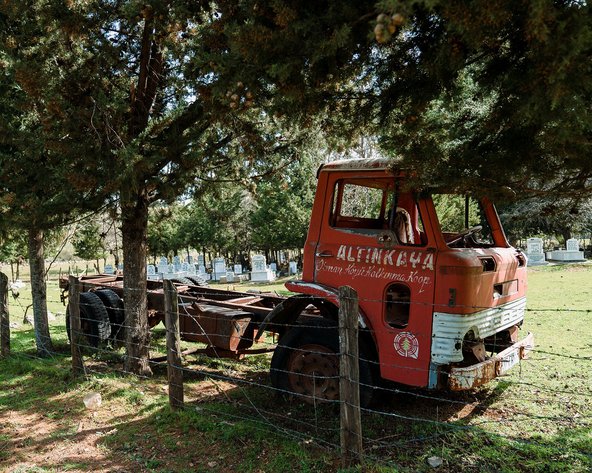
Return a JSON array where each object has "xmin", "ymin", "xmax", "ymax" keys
[
  {"xmin": 547, "ymin": 238, "xmax": 585, "ymax": 262},
  {"xmin": 213, "ymin": 257, "xmax": 226, "ymax": 281},
  {"xmin": 250, "ymin": 255, "xmax": 275, "ymax": 282},
  {"xmin": 526, "ymin": 238, "xmax": 546, "ymax": 266}
]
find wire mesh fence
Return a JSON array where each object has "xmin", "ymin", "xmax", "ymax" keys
[{"xmin": 1, "ymin": 274, "xmax": 591, "ymax": 470}]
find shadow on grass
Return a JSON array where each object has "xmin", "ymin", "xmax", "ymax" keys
[{"xmin": 1, "ymin": 328, "xmax": 589, "ymax": 473}]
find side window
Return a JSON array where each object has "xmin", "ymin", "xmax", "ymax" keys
[
  {"xmin": 330, "ymin": 179, "xmax": 426, "ymax": 245},
  {"xmin": 331, "ymin": 179, "xmax": 390, "ymax": 231},
  {"xmin": 432, "ymin": 194, "xmax": 494, "ymax": 247}
]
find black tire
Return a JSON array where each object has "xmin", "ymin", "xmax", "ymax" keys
[
  {"xmin": 270, "ymin": 319, "xmax": 375, "ymax": 407},
  {"xmin": 185, "ymin": 276, "xmax": 209, "ymax": 287},
  {"xmin": 93, "ymin": 289, "xmax": 125, "ymax": 344},
  {"xmin": 79, "ymin": 292, "xmax": 111, "ymax": 348}
]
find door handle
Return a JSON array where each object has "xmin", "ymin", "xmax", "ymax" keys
[{"xmin": 315, "ymin": 251, "xmax": 333, "ymax": 258}]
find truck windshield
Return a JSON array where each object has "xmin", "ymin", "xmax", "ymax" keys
[{"xmin": 432, "ymin": 194, "xmax": 495, "ymax": 248}]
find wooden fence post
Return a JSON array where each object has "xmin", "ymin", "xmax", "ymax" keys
[
  {"xmin": 339, "ymin": 285, "xmax": 363, "ymax": 467},
  {"xmin": 0, "ymin": 272, "xmax": 10, "ymax": 357},
  {"xmin": 164, "ymin": 279, "xmax": 184, "ymax": 409},
  {"xmin": 68, "ymin": 276, "xmax": 85, "ymax": 376}
]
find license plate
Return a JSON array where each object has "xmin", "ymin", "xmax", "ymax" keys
[{"xmin": 499, "ymin": 349, "xmax": 520, "ymax": 374}]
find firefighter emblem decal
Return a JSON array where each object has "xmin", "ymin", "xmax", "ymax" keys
[{"xmin": 394, "ymin": 332, "xmax": 419, "ymax": 359}]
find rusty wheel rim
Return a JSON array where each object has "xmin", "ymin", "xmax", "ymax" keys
[{"xmin": 286, "ymin": 344, "xmax": 339, "ymax": 402}]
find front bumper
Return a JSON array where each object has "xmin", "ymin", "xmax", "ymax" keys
[{"xmin": 448, "ymin": 332, "xmax": 534, "ymax": 390}]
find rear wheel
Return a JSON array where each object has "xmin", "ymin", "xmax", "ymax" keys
[
  {"xmin": 77, "ymin": 292, "xmax": 111, "ymax": 348},
  {"xmin": 93, "ymin": 289, "xmax": 125, "ymax": 345},
  {"xmin": 270, "ymin": 320, "xmax": 375, "ymax": 407}
]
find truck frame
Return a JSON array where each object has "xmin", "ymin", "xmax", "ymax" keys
[{"xmin": 60, "ymin": 157, "xmax": 533, "ymax": 406}]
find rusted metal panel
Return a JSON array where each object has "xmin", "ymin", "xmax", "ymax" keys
[
  {"xmin": 180, "ymin": 303, "xmax": 253, "ymax": 352},
  {"xmin": 448, "ymin": 332, "xmax": 534, "ymax": 390}
]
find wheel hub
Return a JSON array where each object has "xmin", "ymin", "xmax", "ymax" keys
[{"xmin": 286, "ymin": 344, "xmax": 339, "ymax": 402}]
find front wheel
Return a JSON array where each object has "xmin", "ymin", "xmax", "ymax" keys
[{"xmin": 270, "ymin": 320, "xmax": 375, "ymax": 407}]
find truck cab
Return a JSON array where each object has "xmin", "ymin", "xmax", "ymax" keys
[{"xmin": 270, "ymin": 158, "xmax": 533, "ymax": 403}]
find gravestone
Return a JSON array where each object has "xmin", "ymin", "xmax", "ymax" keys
[
  {"xmin": 234, "ymin": 264, "xmax": 243, "ymax": 275},
  {"xmin": 213, "ymin": 257, "xmax": 226, "ymax": 281},
  {"xmin": 104, "ymin": 264, "xmax": 115, "ymax": 275},
  {"xmin": 269, "ymin": 262, "xmax": 277, "ymax": 273},
  {"xmin": 186, "ymin": 255, "xmax": 194, "ymax": 264},
  {"xmin": 250, "ymin": 255, "xmax": 275, "ymax": 282},
  {"xmin": 157, "ymin": 261, "xmax": 168, "ymax": 276},
  {"xmin": 181, "ymin": 262, "xmax": 189, "ymax": 273},
  {"xmin": 289, "ymin": 261, "xmax": 298, "ymax": 275},
  {"xmin": 173, "ymin": 256, "xmax": 182, "ymax": 272},
  {"xmin": 159, "ymin": 256, "xmax": 168, "ymax": 266},
  {"xmin": 197, "ymin": 255, "xmax": 205, "ymax": 266},
  {"xmin": 197, "ymin": 264, "xmax": 210, "ymax": 280},
  {"xmin": 547, "ymin": 238, "xmax": 585, "ymax": 262},
  {"xmin": 147, "ymin": 265, "xmax": 157, "ymax": 280},
  {"xmin": 526, "ymin": 238, "xmax": 546, "ymax": 266}
]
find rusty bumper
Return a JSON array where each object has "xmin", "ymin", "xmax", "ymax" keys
[{"xmin": 448, "ymin": 332, "xmax": 534, "ymax": 390}]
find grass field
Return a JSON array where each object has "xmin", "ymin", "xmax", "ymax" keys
[{"xmin": 0, "ymin": 264, "xmax": 590, "ymax": 472}]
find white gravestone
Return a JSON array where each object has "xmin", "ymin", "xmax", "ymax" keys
[
  {"xmin": 289, "ymin": 261, "xmax": 298, "ymax": 275},
  {"xmin": 147, "ymin": 265, "xmax": 158, "ymax": 280},
  {"xmin": 197, "ymin": 255, "xmax": 205, "ymax": 266},
  {"xmin": 213, "ymin": 257, "xmax": 226, "ymax": 281},
  {"xmin": 197, "ymin": 264, "xmax": 210, "ymax": 280},
  {"xmin": 250, "ymin": 255, "xmax": 275, "ymax": 282},
  {"xmin": 234, "ymin": 264, "xmax": 243, "ymax": 274},
  {"xmin": 157, "ymin": 262, "xmax": 168, "ymax": 276},
  {"xmin": 547, "ymin": 238, "xmax": 585, "ymax": 262},
  {"xmin": 104, "ymin": 264, "xmax": 115, "ymax": 275},
  {"xmin": 173, "ymin": 256, "xmax": 182, "ymax": 272},
  {"xmin": 526, "ymin": 238, "xmax": 546, "ymax": 266},
  {"xmin": 159, "ymin": 256, "xmax": 168, "ymax": 266}
]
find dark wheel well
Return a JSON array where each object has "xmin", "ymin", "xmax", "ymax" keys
[{"xmin": 270, "ymin": 318, "xmax": 376, "ymax": 407}]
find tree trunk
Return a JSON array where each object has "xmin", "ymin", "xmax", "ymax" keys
[
  {"xmin": 121, "ymin": 189, "xmax": 152, "ymax": 376},
  {"xmin": 560, "ymin": 230, "xmax": 571, "ymax": 245},
  {"xmin": 28, "ymin": 227, "xmax": 53, "ymax": 357}
]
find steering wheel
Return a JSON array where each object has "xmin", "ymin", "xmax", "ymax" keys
[{"xmin": 446, "ymin": 225, "xmax": 483, "ymax": 245}]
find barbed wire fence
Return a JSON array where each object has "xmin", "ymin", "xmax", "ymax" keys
[{"xmin": 1, "ymin": 272, "xmax": 591, "ymax": 470}]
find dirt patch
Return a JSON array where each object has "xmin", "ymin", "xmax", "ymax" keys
[{"xmin": 0, "ymin": 407, "xmax": 137, "ymax": 472}]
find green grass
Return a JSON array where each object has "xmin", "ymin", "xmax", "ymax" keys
[{"xmin": 0, "ymin": 264, "xmax": 591, "ymax": 472}]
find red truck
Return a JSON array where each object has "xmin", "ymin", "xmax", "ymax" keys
[{"xmin": 62, "ymin": 157, "xmax": 533, "ymax": 405}]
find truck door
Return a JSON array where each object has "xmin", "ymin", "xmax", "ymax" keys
[{"xmin": 313, "ymin": 174, "xmax": 436, "ymax": 387}]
